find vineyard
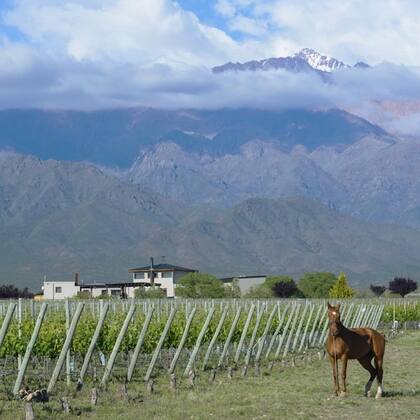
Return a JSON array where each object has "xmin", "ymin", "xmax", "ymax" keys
[{"xmin": 0, "ymin": 298, "xmax": 419, "ymax": 417}]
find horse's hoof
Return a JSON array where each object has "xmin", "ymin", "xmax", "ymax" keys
[
  {"xmin": 375, "ymin": 393, "xmax": 382, "ymax": 399},
  {"xmin": 339, "ymin": 391, "xmax": 347, "ymax": 398},
  {"xmin": 366, "ymin": 390, "xmax": 372, "ymax": 398}
]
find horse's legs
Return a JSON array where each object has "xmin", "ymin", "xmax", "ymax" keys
[
  {"xmin": 357, "ymin": 355, "xmax": 376, "ymax": 397},
  {"xmin": 329, "ymin": 355, "xmax": 339, "ymax": 396},
  {"xmin": 340, "ymin": 356, "xmax": 348, "ymax": 397},
  {"xmin": 374, "ymin": 356, "xmax": 384, "ymax": 399}
]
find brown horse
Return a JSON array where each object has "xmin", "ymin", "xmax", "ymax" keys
[{"xmin": 326, "ymin": 303, "xmax": 385, "ymax": 398}]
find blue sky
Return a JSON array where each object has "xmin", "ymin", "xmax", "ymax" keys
[{"xmin": 0, "ymin": 0, "xmax": 420, "ymax": 116}]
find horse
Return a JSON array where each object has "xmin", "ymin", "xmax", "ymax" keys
[{"xmin": 326, "ymin": 303, "xmax": 385, "ymax": 398}]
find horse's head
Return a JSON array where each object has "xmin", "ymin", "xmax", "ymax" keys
[{"xmin": 327, "ymin": 302, "xmax": 341, "ymax": 337}]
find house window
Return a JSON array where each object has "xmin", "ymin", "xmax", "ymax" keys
[
  {"xmin": 55, "ymin": 286, "xmax": 62, "ymax": 293},
  {"xmin": 111, "ymin": 290, "xmax": 120, "ymax": 296},
  {"xmin": 163, "ymin": 272, "xmax": 172, "ymax": 278}
]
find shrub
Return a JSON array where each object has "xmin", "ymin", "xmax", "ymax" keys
[
  {"xmin": 329, "ymin": 273, "xmax": 355, "ymax": 298},
  {"xmin": 298, "ymin": 272, "xmax": 337, "ymax": 298},
  {"xmin": 388, "ymin": 277, "xmax": 418, "ymax": 297}
]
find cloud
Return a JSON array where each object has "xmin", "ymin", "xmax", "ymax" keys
[{"xmin": 1, "ymin": 0, "xmax": 420, "ymax": 122}]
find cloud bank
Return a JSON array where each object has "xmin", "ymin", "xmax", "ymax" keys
[{"xmin": 1, "ymin": 0, "xmax": 420, "ymax": 137}]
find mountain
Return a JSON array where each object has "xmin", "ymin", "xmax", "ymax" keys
[
  {"xmin": 2, "ymin": 155, "xmax": 420, "ymax": 289},
  {"xmin": 0, "ymin": 108, "xmax": 384, "ymax": 168},
  {"xmin": 212, "ymin": 48, "xmax": 365, "ymax": 75}
]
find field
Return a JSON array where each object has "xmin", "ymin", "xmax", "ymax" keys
[{"xmin": 0, "ymin": 330, "xmax": 419, "ymax": 419}]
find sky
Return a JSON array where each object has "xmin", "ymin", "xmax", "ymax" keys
[{"xmin": 1, "ymin": 0, "xmax": 420, "ymax": 126}]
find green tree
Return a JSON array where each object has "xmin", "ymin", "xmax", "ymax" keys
[
  {"xmin": 329, "ymin": 272, "xmax": 355, "ymax": 298},
  {"xmin": 134, "ymin": 286, "xmax": 167, "ymax": 299},
  {"xmin": 176, "ymin": 272, "xmax": 226, "ymax": 298},
  {"xmin": 298, "ymin": 272, "xmax": 337, "ymax": 298},
  {"xmin": 244, "ymin": 283, "xmax": 274, "ymax": 298},
  {"xmin": 265, "ymin": 276, "xmax": 300, "ymax": 298}
]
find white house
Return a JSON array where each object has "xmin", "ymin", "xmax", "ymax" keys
[
  {"xmin": 128, "ymin": 263, "xmax": 197, "ymax": 298},
  {"xmin": 42, "ymin": 263, "xmax": 197, "ymax": 299}
]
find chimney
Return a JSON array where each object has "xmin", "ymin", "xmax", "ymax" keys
[
  {"xmin": 150, "ymin": 257, "xmax": 155, "ymax": 287},
  {"xmin": 74, "ymin": 273, "xmax": 80, "ymax": 286}
]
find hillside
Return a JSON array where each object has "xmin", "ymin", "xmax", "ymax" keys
[{"xmin": 2, "ymin": 153, "xmax": 420, "ymax": 289}]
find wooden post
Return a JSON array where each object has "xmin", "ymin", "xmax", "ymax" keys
[
  {"xmin": 255, "ymin": 303, "xmax": 278, "ymax": 363},
  {"xmin": 169, "ymin": 307, "xmax": 196, "ymax": 374},
  {"xmin": 244, "ymin": 304, "xmax": 265, "ymax": 367},
  {"xmin": 273, "ymin": 304, "xmax": 297, "ymax": 359},
  {"xmin": 265, "ymin": 304, "xmax": 290, "ymax": 359},
  {"xmin": 127, "ymin": 306, "xmax": 154, "ymax": 381},
  {"xmin": 18, "ymin": 298, "xmax": 22, "ymax": 369},
  {"xmin": 298, "ymin": 304, "xmax": 315, "ymax": 353},
  {"xmin": 234, "ymin": 304, "xmax": 255, "ymax": 365},
  {"xmin": 13, "ymin": 303, "xmax": 48, "ymax": 396},
  {"xmin": 145, "ymin": 307, "xmax": 177, "ymax": 382},
  {"xmin": 291, "ymin": 303, "xmax": 308, "ymax": 352},
  {"xmin": 308, "ymin": 304, "xmax": 322, "ymax": 346},
  {"xmin": 0, "ymin": 302, "xmax": 16, "ymax": 348},
  {"xmin": 217, "ymin": 307, "xmax": 242, "ymax": 368},
  {"xmin": 77, "ymin": 302, "xmax": 110, "ymax": 389},
  {"xmin": 65, "ymin": 300, "xmax": 71, "ymax": 386},
  {"xmin": 202, "ymin": 306, "xmax": 228, "ymax": 370},
  {"xmin": 282, "ymin": 304, "xmax": 301, "ymax": 358},
  {"xmin": 184, "ymin": 307, "xmax": 215, "ymax": 376},
  {"xmin": 101, "ymin": 304, "xmax": 136, "ymax": 386},
  {"xmin": 47, "ymin": 303, "xmax": 84, "ymax": 394}
]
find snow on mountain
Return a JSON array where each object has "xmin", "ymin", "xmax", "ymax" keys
[{"xmin": 294, "ymin": 48, "xmax": 349, "ymax": 72}]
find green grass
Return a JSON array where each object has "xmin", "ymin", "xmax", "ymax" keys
[{"xmin": 1, "ymin": 331, "xmax": 420, "ymax": 419}]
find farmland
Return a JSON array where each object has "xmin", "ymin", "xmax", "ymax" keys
[{"xmin": 0, "ymin": 298, "xmax": 419, "ymax": 419}]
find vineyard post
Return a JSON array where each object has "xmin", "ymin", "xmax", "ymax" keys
[
  {"xmin": 369, "ymin": 305, "xmax": 380, "ymax": 328},
  {"xmin": 77, "ymin": 302, "xmax": 110, "ymax": 389},
  {"xmin": 184, "ymin": 307, "xmax": 215, "ymax": 376},
  {"xmin": 0, "ymin": 302, "xmax": 17, "ymax": 348},
  {"xmin": 298, "ymin": 303, "xmax": 315, "ymax": 352},
  {"xmin": 47, "ymin": 303, "xmax": 84, "ymax": 393},
  {"xmin": 234, "ymin": 304, "xmax": 255, "ymax": 365},
  {"xmin": 101, "ymin": 304, "xmax": 136, "ymax": 387},
  {"xmin": 320, "ymin": 306, "xmax": 333, "ymax": 344},
  {"xmin": 127, "ymin": 306, "xmax": 155, "ymax": 381},
  {"xmin": 273, "ymin": 304, "xmax": 297, "ymax": 359},
  {"xmin": 351, "ymin": 304, "xmax": 364, "ymax": 328},
  {"xmin": 168, "ymin": 307, "xmax": 197, "ymax": 374},
  {"xmin": 308, "ymin": 304, "xmax": 322, "ymax": 346},
  {"xmin": 145, "ymin": 307, "xmax": 177, "ymax": 382},
  {"xmin": 255, "ymin": 303, "xmax": 278, "ymax": 363},
  {"xmin": 265, "ymin": 304, "xmax": 290, "ymax": 359},
  {"xmin": 365, "ymin": 305, "xmax": 377, "ymax": 328},
  {"xmin": 202, "ymin": 306, "xmax": 228, "ymax": 371},
  {"xmin": 243, "ymin": 304, "xmax": 265, "ymax": 368},
  {"xmin": 291, "ymin": 303, "xmax": 309, "ymax": 352},
  {"xmin": 373, "ymin": 304, "xmax": 384, "ymax": 329},
  {"xmin": 343, "ymin": 303, "xmax": 354, "ymax": 326},
  {"xmin": 360, "ymin": 305, "xmax": 374, "ymax": 327},
  {"xmin": 282, "ymin": 303, "xmax": 301, "ymax": 358},
  {"xmin": 30, "ymin": 300, "xmax": 35, "ymax": 319},
  {"xmin": 313, "ymin": 309, "xmax": 327, "ymax": 346},
  {"xmin": 13, "ymin": 303, "xmax": 48, "ymax": 395},
  {"xmin": 217, "ymin": 307, "xmax": 242, "ymax": 368},
  {"xmin": 65, "ymin": 300, "xmax": 71, "ymax": 386},
  {"xmin": 18, "ymin": 298, "xmax": 22, "ymax": 369}
]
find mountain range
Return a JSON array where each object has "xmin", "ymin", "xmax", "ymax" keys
[
  {"xmin": 1, "ymin": 48, "xmax": 420, "ymax": 289},
  {"xmin": 2, "ymin": 152, "xmax": 420, "ymax": 289}
]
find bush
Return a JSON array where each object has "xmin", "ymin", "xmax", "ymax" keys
[
  {"xmin": 0, "ymin": 284, "xmax": 33, "ymax": 298},
  {"xmin": 298, "ymin": 272, "xmax": 337, "ymax": 298},
  {"xmin": 370, "ymin": 285, "xmax": 386, "ymax": 297},
  {"xmin": 329, "ymin": 273, "xmax": 355, "ymax": 298},
  {"xmin": 388, "ymin": 277, "xmax": 418, "ymax": 297},
  {"xmin": 134, "ymin": 286, "xmax": 167, "ymax": 299},
  {"xmin": 176, "ymin": 272, "xmax": 226, "ymax": 298},
  {"xmin": 266, "ymin": 276, "xmax": 299, "ymax": 298}
]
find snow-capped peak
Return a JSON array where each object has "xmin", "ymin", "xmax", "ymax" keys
[{"xmin": 295, "ymin": 48, "xmax": 349, "ymax": 72}]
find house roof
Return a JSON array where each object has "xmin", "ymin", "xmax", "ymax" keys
[{"xmin": 128, "ymin": 263, "xmax": 197, "ymax": 273}]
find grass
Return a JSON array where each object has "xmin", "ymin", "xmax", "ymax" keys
[{"xmin": 1, "ymin": 331, "xmax": 419, "ymax": 419}]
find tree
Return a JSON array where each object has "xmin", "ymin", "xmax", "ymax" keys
[
  {"xmin": 370, "ymin": 285, "xmax": 386, "ymax": 297},
  {"xmin": 329, "ymin": 273, "xmax": 355, "ymax": 298},
  {"xmin": 388, "ymin": 277, "xmax": 418, "ymax": 297},
  {"xmin": 134, "ymin": 286, "xmax": 166, "ymax": 299},
  {"xmin": 0, "ymin": 284, "xmax": 33, "ymax": 298},
  {"xmin": 266, "ymin": 276, "xmax": 298, "ymax": 298},
  {"xmin": 244, "ymin": 284, "xmax": 274, "ymax": 298},
  {"xmin": 298, "ymin": 272, "xmax": 337, "ymax": 298},
  {"xmin": 176, "ymin": 272, "xmax": 226, "ymax": 298}
]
